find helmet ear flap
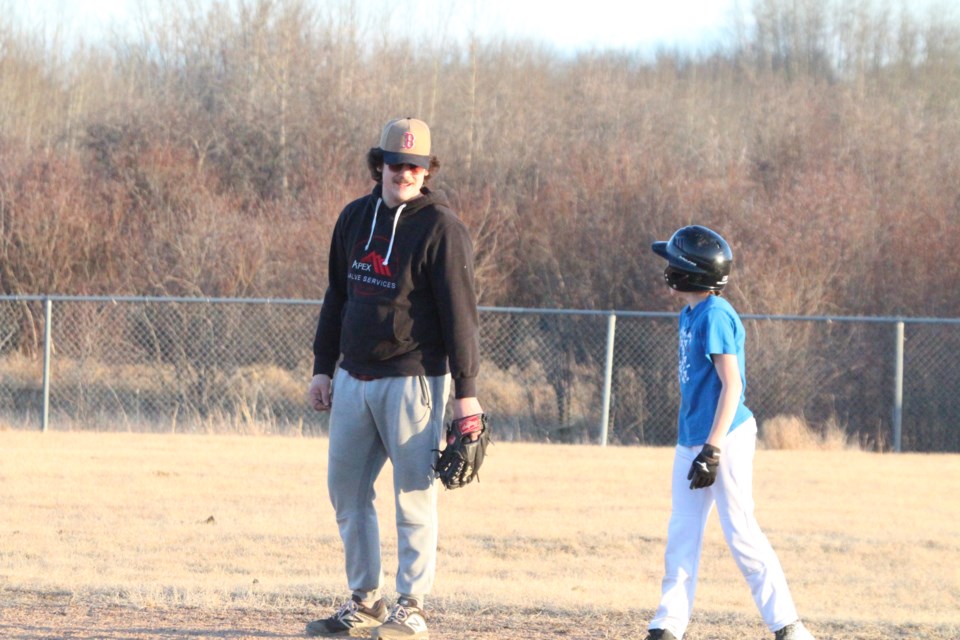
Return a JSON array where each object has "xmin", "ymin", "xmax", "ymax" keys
[
  {"xmin": 664, "ymin": 266, "xmax": 706, "ymax": 292},
  {"xmin": 664, "ymin": 266, "xmax": 688, "ymax": 290}
]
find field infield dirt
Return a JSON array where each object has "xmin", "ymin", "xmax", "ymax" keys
[{"xmin": 2, "ymin": 590, "xmax": 958, "ymax": 639}]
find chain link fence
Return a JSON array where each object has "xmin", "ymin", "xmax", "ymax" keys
[{"xmin": 1, "ymin": 295, "xmax": 957, "ymax": 452}]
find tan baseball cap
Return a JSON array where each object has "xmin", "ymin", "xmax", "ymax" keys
[{"xmin": 379, "ymin": 117, "xmax": 431, "ymax": 168}]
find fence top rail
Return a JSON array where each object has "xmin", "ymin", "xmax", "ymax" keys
[
  {"xmin": 479, "ymin": 306, "xmax": 675, "ymax": 319},
  {"xmin": 482, "ymin": 307, "xmax": 960, "ymax": 324},
  {"xmin": 1, "ymin": 295, "xmax": 959, "ymax": 324},
  {"xmin": 739, "ymin": 313, "xmax": 960, "ymax": 325}
]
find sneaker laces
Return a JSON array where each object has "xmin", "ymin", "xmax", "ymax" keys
[
  {"xmin": 334, "ymin": 599, "xmax": 361, "ymax": 621},
  {"xmin": 385, "ymin": 603, "xmax": 413, "ymax": 624}
]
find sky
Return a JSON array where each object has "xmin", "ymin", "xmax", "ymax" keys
[
  {"xmin": 16, "ymin": 0, "xmax": 743, "ymax": 55},
  {"xmin": 429, "ymin": 0, "xmax": 742, "ymax": 53}
]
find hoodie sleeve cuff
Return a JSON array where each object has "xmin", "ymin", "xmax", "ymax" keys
[
  {"xmin": 453, "ymin": 376, "xmax": 477, "ymax": 399},
  {"xmin": 312, "ymin": 358, "xmax": 336, "ymax": 377}
]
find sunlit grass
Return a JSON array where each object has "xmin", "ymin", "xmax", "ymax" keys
[{"xmin": 0, "ymin": 431, "xmax": 957, "ymax": 626}]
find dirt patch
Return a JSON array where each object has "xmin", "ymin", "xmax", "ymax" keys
[{"xmin": 1, "ymin": 592, "xmax": 957, "ymax": 640}]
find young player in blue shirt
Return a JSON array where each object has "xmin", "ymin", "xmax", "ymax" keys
[{"xmin": 644, "ymin": 226, "xmax": 815, "ymax": 640}]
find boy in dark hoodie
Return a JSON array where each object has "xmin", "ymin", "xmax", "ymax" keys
[{"xmin": 306, "ymin": 117, "xmax": 483, "ymax": 640}]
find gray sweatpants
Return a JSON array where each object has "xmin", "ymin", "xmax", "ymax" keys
[{"xmin": 327, "ymin": 368, "xmax": 450, "ymax": 604}]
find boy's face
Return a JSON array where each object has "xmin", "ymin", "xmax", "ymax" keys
[{"xmin": 381, "ymin": 162, "xmax": 428, "ymax": 207}]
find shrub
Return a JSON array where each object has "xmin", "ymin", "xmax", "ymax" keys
[{"xmin": 759, "ymin": 414, "xmax": 852, "ymax": 450}]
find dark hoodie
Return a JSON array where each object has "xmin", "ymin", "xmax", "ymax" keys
[{"xmin": 312, "ymin": 184, "xmax": 480, "ymax": 398}]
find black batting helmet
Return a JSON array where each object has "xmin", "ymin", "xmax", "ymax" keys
[{"xmin": 651, "ymin": 225, "xmax": 733, "ymax": 292}]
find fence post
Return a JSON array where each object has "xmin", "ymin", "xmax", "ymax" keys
[
  {"xmin": 42, "ymin": 297, "xmax": 52, "ymax": 433},
  {"xmin": 599, "ymin": 313, "xmax": 616, "ymax": 446},
  {"xmin": 892, "ymin": 321, "xmax": 904, "ymax": 453}
]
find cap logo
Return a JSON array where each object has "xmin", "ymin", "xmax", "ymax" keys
[{"xmin": 401, "ymin": 132, "xmax": 415, "ymax": 149}]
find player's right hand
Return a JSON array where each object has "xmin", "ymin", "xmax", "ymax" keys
[{"xmin": 308, "ymin": 374, "xmax": 333, "ymax": 411}]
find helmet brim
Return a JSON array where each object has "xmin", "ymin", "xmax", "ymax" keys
[{"xmin": 651, "ymin": 241, "xmax": 670, "ymax": 259}]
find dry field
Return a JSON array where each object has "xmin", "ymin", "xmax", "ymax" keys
[{"xmin": 0, "ymin": 430, "xmax": 958, "ymax": 640}]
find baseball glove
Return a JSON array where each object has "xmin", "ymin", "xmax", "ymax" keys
[{"xmin": 434, "ymin": 413, "xmax": 490, "ymax": 490}]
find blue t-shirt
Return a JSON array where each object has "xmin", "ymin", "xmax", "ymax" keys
[{"xmin": 676, "ymin": 295, "xmax": 753, "ymax": 446}]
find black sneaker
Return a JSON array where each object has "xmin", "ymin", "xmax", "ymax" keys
[
  {"xmin": 645, "ymin": 629, "xmax": 679, "ymax": 640},
  {"xmin": 372, "ymin": 597, "xmax": 429, "ymax": 639},
  {"xmin": 305, "ymin": 596, "xmax": 387, "ymax": 637}
]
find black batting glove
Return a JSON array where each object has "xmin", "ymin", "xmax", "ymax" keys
[{"xmin": 687, "ymin": 444, "xmax": 721, "ymax": 489}]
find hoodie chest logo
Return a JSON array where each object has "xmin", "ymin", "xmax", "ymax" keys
[
  {"xmin": 354, "ymin": 251, "xmax": 392, "ymax": 277},
  {"xmin": 349, "ymin": 241, "xmax": 398, "ymax": 296}
]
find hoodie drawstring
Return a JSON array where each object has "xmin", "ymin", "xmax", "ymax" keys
[
  {"xmin": 364, "ymin": 198, "xmax": 406, "ymax": 266},
  {"xmin": 383, "ymin": 203, "xmax": 405, "ymax": 266},
  {"xmin": 364, "ymin": 198, "xmax": 382, "ymax": 251}
]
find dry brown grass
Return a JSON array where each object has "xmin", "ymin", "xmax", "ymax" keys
[
  {"xmin": 759, "ymin": 414, "xmax": 852, "ymax": 451},
  {"xmin": 0, "ymin": 431, "xmax": 958, "ymax": 639}
]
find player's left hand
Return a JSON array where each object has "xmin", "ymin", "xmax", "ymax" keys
[
  {"xmin": 688, "ymin": 444, "xmax": 721, "ymax": 489},
  {"xmin": 434, "ymin": 413, "xmax": 490, "ymax": 490}
]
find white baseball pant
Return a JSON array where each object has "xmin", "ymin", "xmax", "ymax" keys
[{"xmin": 650, "ymin": 418, "xmax": 800, "ymax": 638}]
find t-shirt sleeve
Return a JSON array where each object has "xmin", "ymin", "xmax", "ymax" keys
[{"xmin": 702, "ymin": 307, "xmax": 739, "ymax": 358}]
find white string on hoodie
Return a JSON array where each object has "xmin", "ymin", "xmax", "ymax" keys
[
  {"xmin": 364, "ymin": 197, "xmax": 406, "ymax": 266},
  {"xmin": 383, "ymin": 203, "xmax": 406, "ymax": 265},
  {"xmin": 364, "ymin": 198, "xmax": 382, "ymax": 252}
]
